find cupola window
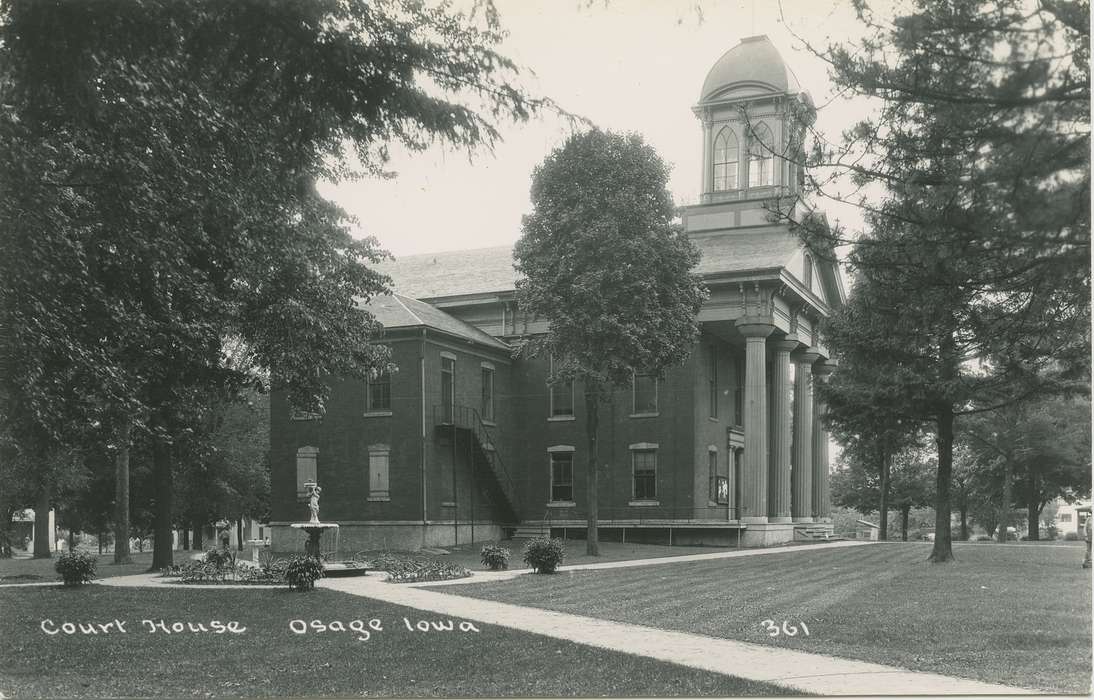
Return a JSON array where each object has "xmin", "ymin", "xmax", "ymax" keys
[
  {"xmin": 712, "ymin": 127, "xmax": 739, "ymax": 191},
  {"xmin": 748, "ymin": 122, "xmax": 775, "ymax": 188}
]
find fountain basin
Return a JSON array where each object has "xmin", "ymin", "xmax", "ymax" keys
[{"xmin": 290, "ymin": 522, "xmax": 339, "ymax": 559}]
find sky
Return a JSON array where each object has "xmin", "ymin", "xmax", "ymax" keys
[{"xmin": 318, "ymin": 0, "xmax": 881, "ymax": 259}]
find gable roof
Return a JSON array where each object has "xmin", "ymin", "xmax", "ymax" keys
[
  {"xmin": 359, "ymin": 293, "xmax": 509, "ymax": 351},
  {"xmin": 376, "ymin": 231, "xmax": 805, "ymax": 300}
]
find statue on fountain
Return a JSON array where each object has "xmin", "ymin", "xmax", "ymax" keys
[
  {"xmin": 292, "ymin": 481, "xmax": 338, "ymax": 561},
  {"xmin": 306, "ymin": 483, "xmax": 322, "ymax": 524}
]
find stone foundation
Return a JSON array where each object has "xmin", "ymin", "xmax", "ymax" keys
[
  {"xmin": 270, "ymin": 521, "xmax": 505, "ymax": 554},
  {"xmin": 738, "ymin": 522, "xmax": 796, "ymax": 547}
]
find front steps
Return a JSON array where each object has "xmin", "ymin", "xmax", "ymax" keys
[
  {"xmin": 510, "ymin": 524, "xmax": 550, "ymax": 539},
  {"xmin": 794, "ymin": 522, "xmax": 841, "ymax": 541}
]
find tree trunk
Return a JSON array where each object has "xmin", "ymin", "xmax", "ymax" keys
[
  {"xmin": 959, "ymin": 505, "xmax": 968, "ymax": 541},
  {"xmin": 68, "ymin": 528, "xmax": 76, "ymax": 553},
  {"xmin": 901, "ymin": 505, "xmax": 910, "ymax": 541},
  {"xmin": 193, "ymin": 522, "xmax": 204, "ymax": 550},
  {"xmin": 181, "ymin": 527, "xmax": 190, "ymax": 551},
  {"xmin": 878, "ymin": 447, "xmax": 890, "ymax": 541},
  {"xmin": 98, "ymin": 532, "xmax": 104, "ymax": 555},
  {"xmin": 929, "ymin": 407, "xmax": 955, "ymax": 562},
  {"xmin": 33, "ymin": 484, "xmax": 51, "ymax": 558},
  {"xmin": 997, "ymin": 457, "xmax": 1012, "ymax": 544},
  {"xmin": 113, "ymin": 417, "xmax": 133, "ymax": 564},
  {"xmin": 584, "ymin": 381, "xmax": 600, "ymax": 557},
  {"xmin": 237, "ymin": 518, "xmax": 244, "ymax": 551},
  {"xmin": 151, "ymin": 434, "xmax": 174, "ymax": 570},
  {"xmin": 1025, "ymin": 470, "xmax": 1041, "ymax": 540}
]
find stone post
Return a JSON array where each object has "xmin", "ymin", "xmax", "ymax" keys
[
  {"xmin": 769, "ymin": 338, "xmax": 798, "ymax": 522},
  {"xmin": 813, "ymin": 360, "xmax": 835, "ymax": 521},
  {"xmin": 792, "ymin": 349, "xmax": 821, "ymax": 522},
  {"xmin": 736, "ymin": 320, "xmax": 774, "ymax": 524}
]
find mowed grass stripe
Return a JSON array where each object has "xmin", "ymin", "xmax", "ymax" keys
[{"xmin": 439, "ymin": 542, "xmax": 1091, "ymax": 693}]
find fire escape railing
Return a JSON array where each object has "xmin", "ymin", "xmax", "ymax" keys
[{"xmin": 433, "ymin": 404, "xmax": 521, "ymax": 519}]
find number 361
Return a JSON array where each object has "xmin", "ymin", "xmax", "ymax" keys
[{"xmin": 760, "ymin": 619, "xmax": 810, "ymax": 637}]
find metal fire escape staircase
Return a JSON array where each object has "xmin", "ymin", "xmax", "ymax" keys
[{"xmin": 434, "ymin": 404, "xmax": 521, "ymax": 525}]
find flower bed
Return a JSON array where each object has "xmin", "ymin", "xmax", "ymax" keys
[{"xmin": 380, "ymin": 557, "xmax": 471, "ymax": 584}]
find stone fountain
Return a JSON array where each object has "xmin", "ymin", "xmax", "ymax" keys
[
  {"xmin": 291, "ymin": 482, "xmax": 339, "ymax": 559},
  {"xmin": 290, "ymin": 482, "xmax": 365, "ymax": 577}
]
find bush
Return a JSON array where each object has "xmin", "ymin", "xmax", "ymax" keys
[
  {"xmin": 480, "ymin": 543, "xmax": 511, "ymax": 570},
  {"xmin": 259, "ymin": 550, "xmax": 287, "ymax": 577},
  {"xmin": 55, "ymin": 551, "xmax": 97, "ymax": 586},
  {"xmin": 522, "ymin": 537, "xmax": 565, "ymax": 574},
  {"xmin": 285, "ymin": 556, "xmax": 324, "ymax": 591},
  {"xmin": 1064, "ymin": 531, "xmax": 1081, "ymax": 541},
  {"xmin": 204, "ymin": 547, "xmax": 235, "ymax": 571},
  {"xmin": 385, "ymin": 559, "xmax": 470, "ymax": 584}
]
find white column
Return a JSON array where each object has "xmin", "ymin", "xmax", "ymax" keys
[
  {"xmin": 736, "ymin": 320, "xmax": 774, "ymax": 524},
  {"xmin": 769, "ymin": 339, "xmax": 797, "ymax": 522},
  {"xmin": 792, "ymin": 349, "xmax": 820, "ymax": 522}
]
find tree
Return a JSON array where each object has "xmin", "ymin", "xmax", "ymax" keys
[
  {"xmin": 514, "ymin": 129, "xmax": 706, "ymax": 555},
  {"xmin": 176, "ymin": 388, "xmax": 270, "ymax": 549},
  {"xmin": 823, "ymin": 352, "xmax": 920, "ymax": 541},
  {"xmin": 0, "ymin": 0, "xmax": 550, "ymax": 569},
  {"xmin": 959, "ymin": 395, "xmax": 1091, "ymax": 540},
  {"xmin": 784, "ymin": 0, "xmax": 1089, "ymax": 563},
  {"xmin": 831, "ymin": 439, "xmax": 934, "ymax": 540}
]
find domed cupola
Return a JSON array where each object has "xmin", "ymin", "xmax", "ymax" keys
[
  {"xmin": 700, "ymin": 35, "xmax": 804, "ymax": 103},
  {"xmin": 692, "ymin": 35, "xmax": 815, "ymax": 205}
]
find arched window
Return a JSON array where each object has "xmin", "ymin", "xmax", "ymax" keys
[
  {"xmin": 748, "ymin": 122, "xmax": 775, "ymax": 188},
  {"xmin": 712, "ymin": 127, "xmax": 738, "ymax": 191}
]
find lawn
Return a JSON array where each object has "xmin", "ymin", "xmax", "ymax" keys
[
  {"xmin": 0, "ymin": 551, "xmax": 205, "ymax": 585},
  {"xmin": 0, "ymin": 585, "xmax": 798, "ymax": 698},
  {"xmin": 434, "ymin": 542, "xmax": 1092, "ymax": 694}
]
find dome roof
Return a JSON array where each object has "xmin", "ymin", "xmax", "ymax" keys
[{"xmin": 699, "ymin": 35, "xmax": 803, "ymax": 102}]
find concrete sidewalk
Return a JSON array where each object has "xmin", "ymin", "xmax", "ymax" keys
[{"xmin": 321, "ymin": 574, "xmax": 1033, "ymax": 696}]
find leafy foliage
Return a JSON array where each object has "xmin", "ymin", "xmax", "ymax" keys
[
  {"xmin": 957, "ymin": 395, "xmax": 1091, "ymax": 539},
  {"xmin": 515, "ymin": 129, "xmax": 706, "ymax": 390},
  {"xmin": 285, "ymin": 556, "xmax": 324, "ymax": 592},
  {"xmin": 384, "ymin": 559, "xmax": 471, "ymax": 584},
  {"xmin": 522, "ymin": 537, "xmax": 565, "ymax": 574},
  {"xmin": 54, "ymin": 550, "xmax": 97, "ymax": 586},
  {"xmin": 480, "ymin": 543, "xmax": 511, "ymax": 570}
]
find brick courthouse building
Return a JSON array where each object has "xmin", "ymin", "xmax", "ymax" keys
[{"xmin": 269, "ymin": 36, "xmax": 845, "ymax": 551}]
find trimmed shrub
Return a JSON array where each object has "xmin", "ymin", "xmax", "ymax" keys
[
  {"xmin": 480, "ymin": 543, "xmax": 511, "ymax": 570},
  {"xmin": 285, "ymin": 556, "xmax": 324, "ymax": 591},
  {"xmin": 385, "ymin": 559, "xmax": 471, "ymax": 584},
  {"xmin": 523, "ymin": 537, "xmax": 565, "ymax": 574},
  {"xmin": 1064, "ymin": 531, "xmax": 1081, "ymax": 541},
  {"xmin": 55, "ymin": 551, "xmax": 97, "ymax": 586}
]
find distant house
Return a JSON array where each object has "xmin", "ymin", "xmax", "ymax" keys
[{"xmin": 1055, "ymin": 501, "xmax": 1091, "ymax": 538}]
